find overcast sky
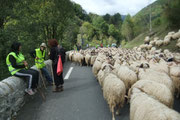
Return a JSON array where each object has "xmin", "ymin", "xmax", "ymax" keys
[{"xmin": 71, "ymin": 0, "xmax": 157, "ymax": 16}]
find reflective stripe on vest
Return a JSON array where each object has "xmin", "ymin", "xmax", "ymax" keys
[
  {"xmin": 35, "ymin": 48, "xmax": 45, "ymax": 69},
  {"xmin": 6, "ymin": 52, "xmax": 25, "ymax": 75}
]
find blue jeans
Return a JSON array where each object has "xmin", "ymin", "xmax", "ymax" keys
[{"xmin": 41, "ymin": 66, "xmax": 53, "ymax": 83}]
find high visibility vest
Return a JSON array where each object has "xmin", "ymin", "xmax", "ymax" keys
[
  {"xmin": 35, "ymin": 48, "xmax": 45, "ymax": 69},
  {"xmin": 6, "ymin": 52, "xmax": 25, "ymax": 75}
]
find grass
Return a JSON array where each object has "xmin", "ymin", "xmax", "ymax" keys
[{"xmin": 122, "ymin": 25, "xmax": 180, "ymax": 52}]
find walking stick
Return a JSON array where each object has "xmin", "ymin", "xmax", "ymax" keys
[
  {"xmin": 38, "ymin": 69, "xmax": 46, "ymax": 101},
  {"xmin": 39, "ymin": 69, "xmax": 47, "ymax": 89},
  {"xmin": 50, "ymin": 60, "xmax": 56, "ymax": 91}
]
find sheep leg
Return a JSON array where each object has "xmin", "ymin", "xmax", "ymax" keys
[
  {"xmin": 116, "ymin": 104, "xmax": 121, "ymax": 115},
  {"xmin": 176, "ymin": 90, "xmax": 180, "ymax": 98},
  {"xmin": 111, "ymin": 105, "xmax": 115, "ymax": 120}
]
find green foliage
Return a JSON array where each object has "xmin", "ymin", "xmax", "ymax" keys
[
  {"xmin": 0, "ymin": 0, "xmax": 76, "ymax": 80},
  {"xmin": 133, "ymin": 0, "xmax": 165, "ymax": 36},
  {"xmin": 121, "ymin": 14, "xmax": 134, "ymax": 41},
  {"xmin": 164, "ymin": 0, "xmax": 180, "ymax": 28},
  {"xmin": 121, "ymin": 40, "xmax": 126, "ymax": 46}
]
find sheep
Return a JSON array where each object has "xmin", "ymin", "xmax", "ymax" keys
[
  {"xmin": 76, "ymin": 52, "xmax": 84, "ymax": 66},
  {"xmin": 103, "ymin": 73, "xmax": 126, "ymax": 120},
  {"xmin": 68, "ymin": 51, "xmax": 74, "ymax": 61},
  {"xmin": 168, "ymin": 31, "xmax": 175, "ymax": 36},
  {"xmin": 90, "ymin": 56, "xmax": 97, "ymax": 66},
  {"xmin": 155, "ymin": 40, "xmax": 163, "ymax": 47},
  {"xmin": 176, "ymin": 42, "xmax": 180, "ymax": 48},
  {"xmin": 147, "ymin": 44, "xmax": 152, "ymax": 50},
  {"xmin": 169, "ymin": 66, "xmax": 180, "ymax": 98},
  {"xmin": 163, "ymin": 38, "xmax": 170, "ymax": 45},
  {"xmin": 172, "ymin": 31, "xmax": 180, "ymax": 39},
  {"xmin": 92, "ymin": 59, "xmax": 103, "ymax": 77},
  {"xmin": 85, "ymin": 54, "xmax": 91, "ymax": 66},
  {"xmin": 138, "ymin": 68, "xmax": 174, "ymax": 93},
  {"xmin": 130, "ymin": 88, "xmax": 180, "ymax": 120},
  {"xmin": 153, "ymin": 37, "xmax": 159, "ymax": 41},
  {"xmin": 144, "ymin": 36, "xmax": 150, "ymax": 44},
  {"xmin": 97, "ymin": 62, "xmax": 111, "ymax": 87},
  {"xmin": 149, "ymin": 40, "xmax": 156, "ymax": 46},
  {"xmin": 149, "ymin": 59, "xmax": 169, "ymax": 74},
  {"xmin": 130, "ymin": 80, "xmax": 174, "ymax": 108},
  {"xmin": 115, "ymin": 65, "xmax": 138, "ymax": 91},
  {"xmin": 178, "ymin": 38, "xmax": 180, "ymax": 43}
]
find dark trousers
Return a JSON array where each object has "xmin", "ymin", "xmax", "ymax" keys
[
  {"xmin": 14, "ymin": 69, "xmax": 39, "ymax": 89},
  {"xmin": 53, "ymin": 63, "xmax": 64, "ymax": 86}
]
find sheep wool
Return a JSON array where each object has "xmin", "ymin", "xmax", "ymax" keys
[
  {"xmin": 103, "ymin": 73, "xmax": 126, "ymax": 120},
  {"xmin": 130, "ymin": 88, "xmax": 180, "ymax": 120},
  {"xmin": 130, "ymin": 80, "xmax": 174, "ymax": 108}
]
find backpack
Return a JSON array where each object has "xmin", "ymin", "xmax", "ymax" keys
[{"xmin": 54, "ymin": 46, "xmax": 65, "ymax": 65}]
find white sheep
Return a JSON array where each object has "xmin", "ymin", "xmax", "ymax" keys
[
  {"xmin": 138, "ymin": 68, "xmax": 174, "ymax": 93},
  {"xmin": 172, "ymin": 31, "xmax": 180, "ymax": 39},
  {"xmin": 92, "ymin": 59, "xmax": 103, "ymax": 77},
  {"xmin": 130, "ymin": 88, "xmax": 180, "ymax": 120},
  {"xmin": 178, "ymin": 38, "xmax": 180, "ymax": 43},
  {"xmin": 115, "ymin": 65, "xmax": 138, "ymax": 91},
  {"xmin": 169, "ymin": 66, "xmax": 180, "ymax": 98},
  {"xmin": 176, "ymin": 42, "xmax": 180, "ymax": 48},
  {"xmin": 163, "ymin": 38, "xmax": 170, "ymax": 45},
  {"xmin": 130, "ymin": 80, "xmax": 174, "ymax": 108},
  {"xmin": 90, "ymin": 56, "xmax": 97, "ymax": 66},
  {"xmin": 144, "ymin": 36, "xmax": 150, "ymax": 43},
  {"xmin": 155, "ymin": 40, "xmax": 163, "ymax": 47},
  {"xmin": 85, "ymin": 54, "xmax": 91, "ymax": 66},
  {"xmin": 103, "ymin": 73, "xmax": 126, "ymax": 120},
  {"xmin": 149, "ymin": 40, "xmax": 156, "ymax": 46}
]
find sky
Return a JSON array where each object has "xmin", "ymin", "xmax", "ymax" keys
[{"xmin": 71, "ymin": 0, "xmax": 157, "ymax": 16}]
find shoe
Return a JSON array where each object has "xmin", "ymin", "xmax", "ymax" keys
[
  {"xmin": 52, "ymin": 87, "xmax": 63, "ymax": 92},
  {"xmin": 48, "ymin": 81, "xmax": 53, "ymax": 86},
  {"xmin": 25, "ymin": 88, "xmax": 35, "ymax": 95},
  {"xmin": 33, "ymin": 89, "xmax": 37, "ymax": 93}
]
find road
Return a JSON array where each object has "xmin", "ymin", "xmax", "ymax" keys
[
  {"xmin": 16, "ymin": 61, "xmax": 129, "ymax": 120},
  {"xmin": 16, "ymin": 61, "xmax": 180, "ymax": 120}
]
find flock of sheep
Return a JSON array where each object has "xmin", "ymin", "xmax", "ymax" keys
[
  {"xmin": 139, "ymin": 30, "xmax": 180, "ymax": 50},
  {"xmin": 67, "ymin": 30, "xmax": 180, "ymax": 120}
]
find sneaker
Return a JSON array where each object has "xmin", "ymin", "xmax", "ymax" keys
[{"xmin": 25, "ymin": 88, "xmax": 35, "ymax": 95}]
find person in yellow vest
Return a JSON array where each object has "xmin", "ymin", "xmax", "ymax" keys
[
  {"xmin": 6, "ymin": 42, "xmax": 39, "ymax": 95},
  {"xmin": 30, "ymin": 43, "xmax": 53, "ymax": 85}
]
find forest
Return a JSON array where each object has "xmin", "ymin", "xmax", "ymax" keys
[{"xmin": 0, "ymin": 0, "xmax": 180, "ymax": 80}]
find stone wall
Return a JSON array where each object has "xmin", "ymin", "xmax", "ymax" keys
[{"xmin": 0, "ymin": 60, "xmax": 52, "ymax": 120}]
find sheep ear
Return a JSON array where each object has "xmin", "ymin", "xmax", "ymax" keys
[
  {"xmin": 127, "ymin": 88, "xmax": 132, "ymax": 100},
  {"xmin": 102, "ymin": 65, "xmax": 106, "ymax": 71},
  {"xmin": 145, "ymin": 63, "xmax": 150, "ymax": 68},
  {"xmin": 140, "ymin": 64, "xmax": 143, "ymax": 68},
  {"xmin": 109, "ymin": 64, "xmax": 115, "ymax": 70}
]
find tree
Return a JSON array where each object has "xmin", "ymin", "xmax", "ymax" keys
[
  {"xmin": 110, "ymin": 13, "xmax": 123, "ymax": 28},
  {"xmin": 164, "ymin": 0, "xmax": 180, "ymax": 28},
  {"xmin": 103, "ymin": 14, "xmax": 111, "ymax": 24},
  {"xmin": 121, "ymin": 14, "xmax": 134, "ymax": 41}
]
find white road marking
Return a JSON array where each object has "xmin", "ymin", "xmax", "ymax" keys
[{"xmin": 64, "ymin": 67, "xmax": 73, "ymax": 80}]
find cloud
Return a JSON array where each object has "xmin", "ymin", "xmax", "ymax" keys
[{"xmin": 72, "ymin": 0, "xmax": 157, "ymax": 16}]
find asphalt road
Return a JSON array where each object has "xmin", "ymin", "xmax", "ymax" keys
[
  {"xmin": 16, "ymin": 61, "xmax": 129, "ymax": 120},
  {"xmin": 16, "ymin": 61, "xmax": 180, "ymax": 120}
]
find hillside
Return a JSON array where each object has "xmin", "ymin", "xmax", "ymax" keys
[{"xmin": 123, "ymin": 0, "xmax": 180, "ymax": 52}]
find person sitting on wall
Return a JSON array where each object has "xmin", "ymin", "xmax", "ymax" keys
[{"xmin": 6, "ymin": 42, "xmax": 39, "ymax": 95}]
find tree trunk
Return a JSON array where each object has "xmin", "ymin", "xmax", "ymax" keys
[{"xmin": 52, "ymin": 25, "xmax": 57, "ymax": 39}]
